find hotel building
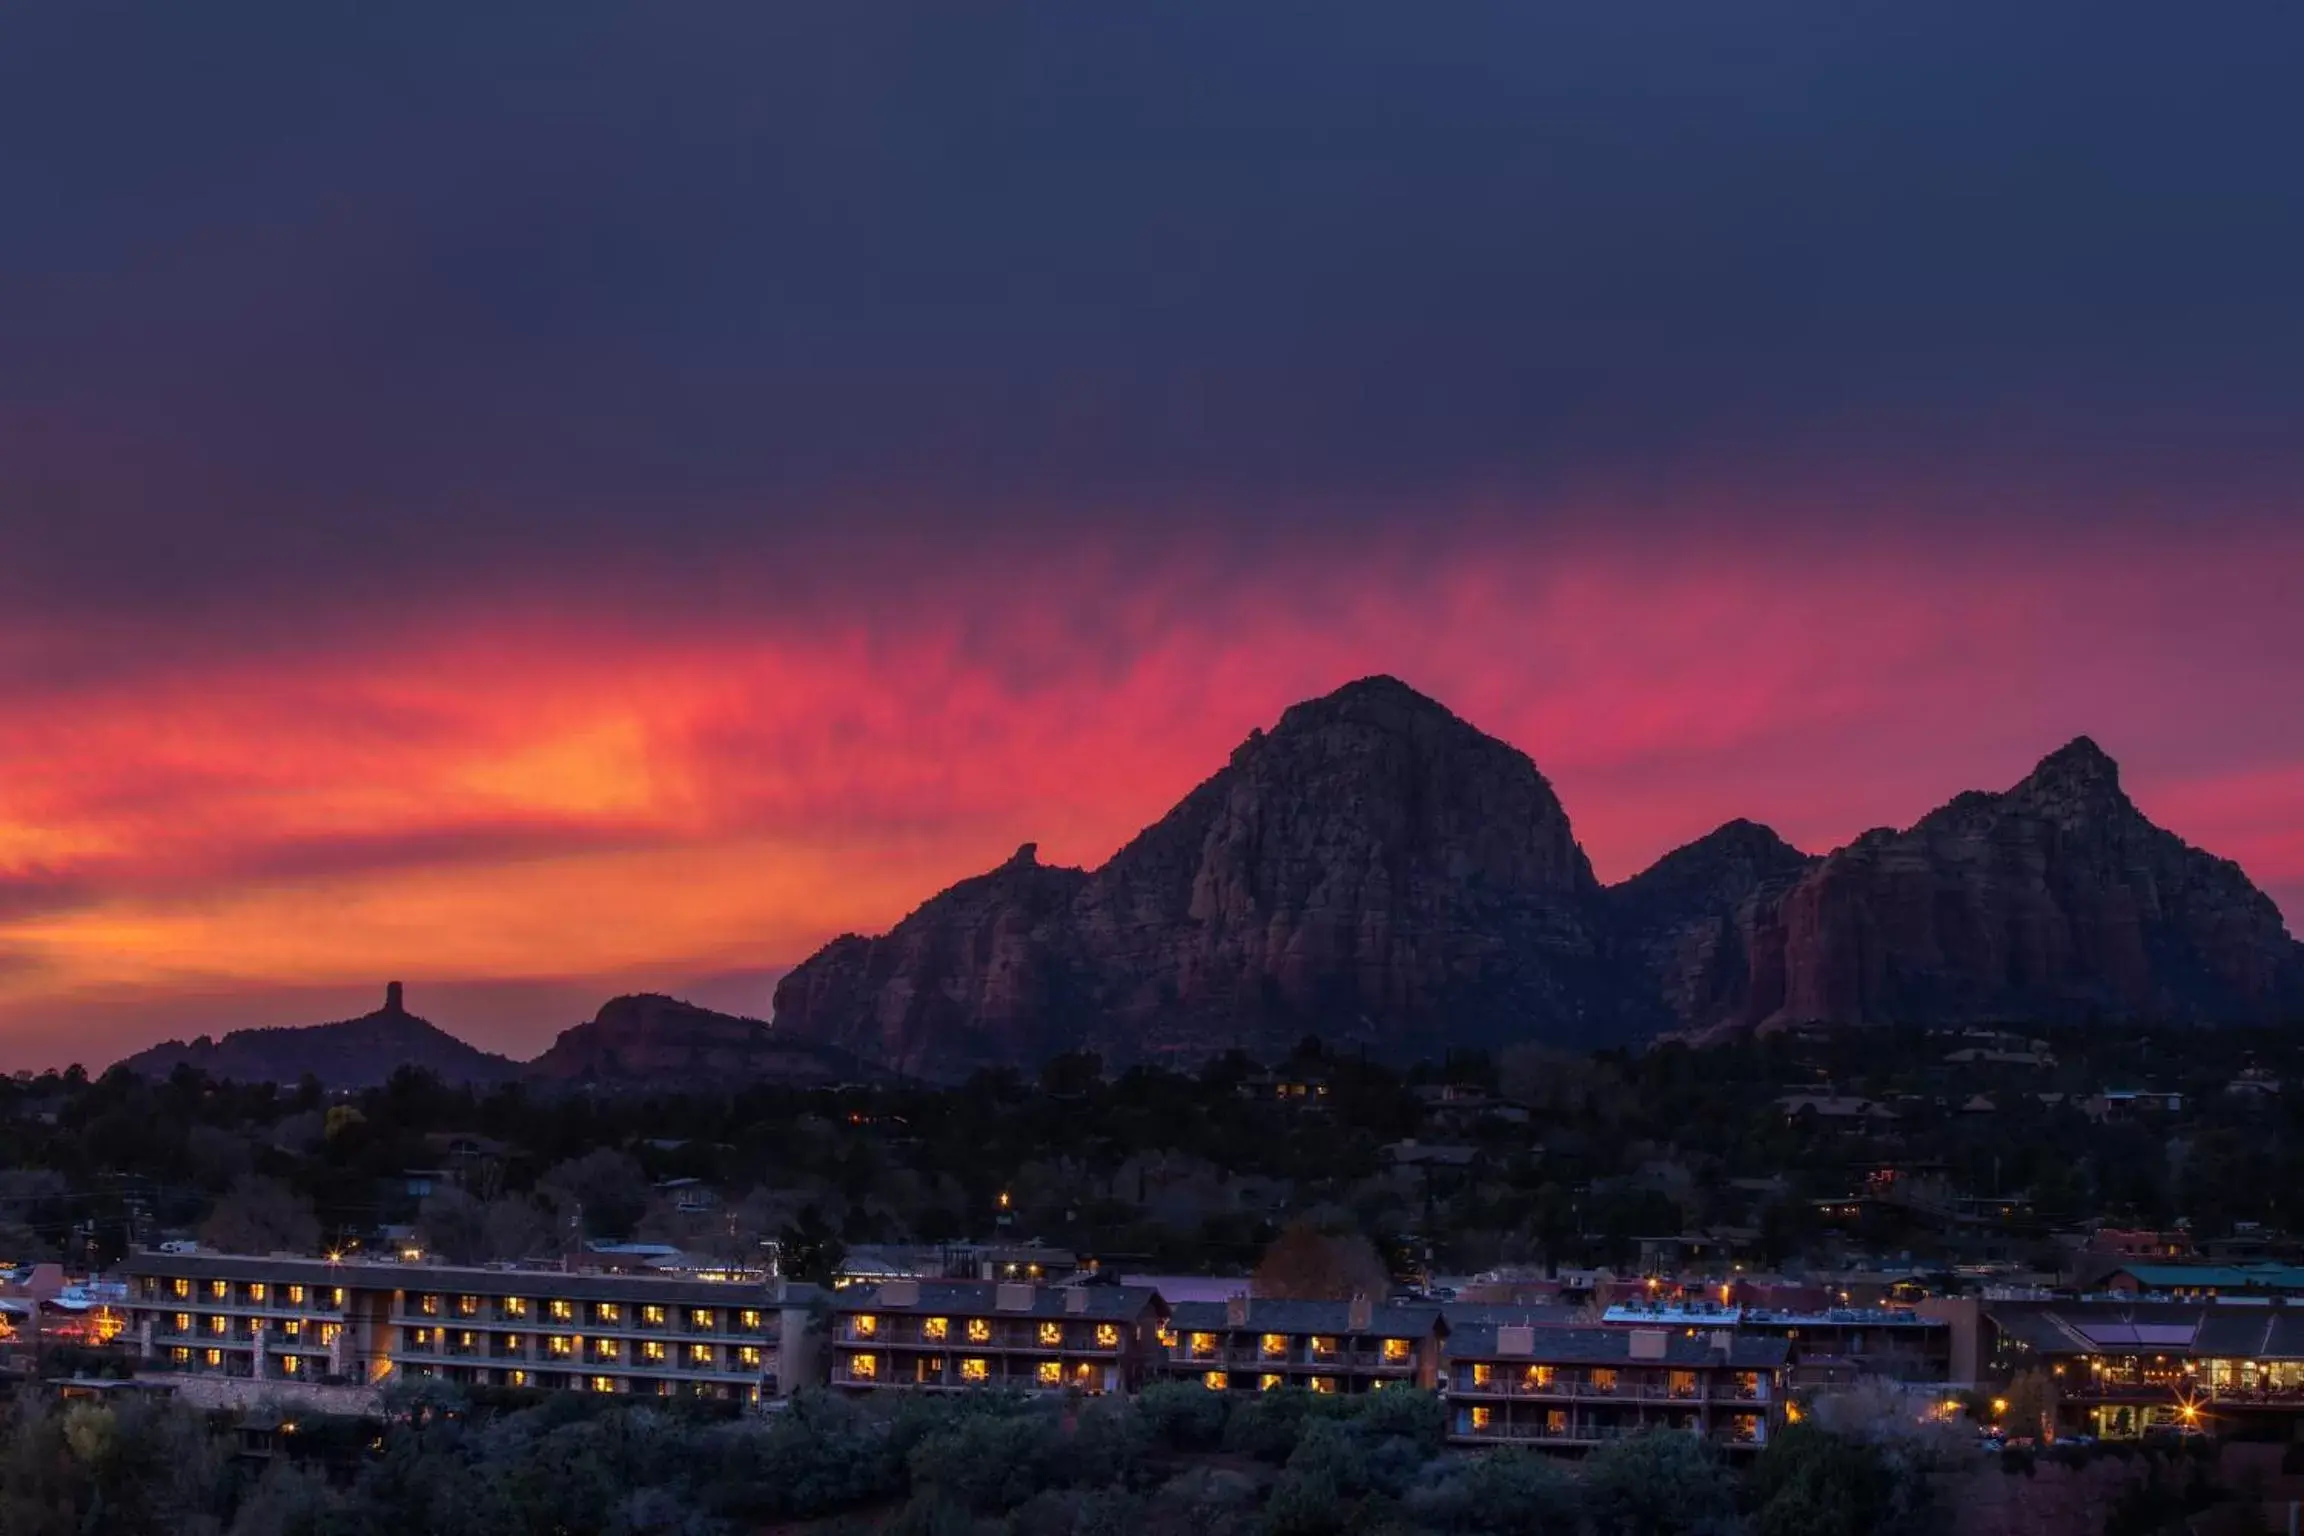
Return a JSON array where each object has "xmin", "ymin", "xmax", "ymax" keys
[{"xmin": 828, "ymin": 1280, "xmax": 1167, "ymax": 1394}]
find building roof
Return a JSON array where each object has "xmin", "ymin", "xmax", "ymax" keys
[
  {"xmin": 1448, "ymin": 1321, "xmax": 1790, "ymax": 1369},
  {"xmin": 833, "ymin": 1279, "xmax": 1162, "ymax": 1324},
  {"xmin": 1167, "ymin": 1297, "xmax": 1443, "ymax": 1339},
  {"xmin": 2113, "ymin": 1263, "xmax": 2304, "ymax": 1291},
  {"xmin": 1440, "ymin": 1301, "xmax": 1586, "ymax": 1329},
  {"xmin": 117, "ymin": 1250, "xmax": 818, "ymax": 1310}
]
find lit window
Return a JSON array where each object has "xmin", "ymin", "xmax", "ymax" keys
[
  {"xmin": 282, "ymin": 1320, "xmax": 303, "ymax": 1339},
  {"xmin": 318, "ymin": 1324, "xmax": 341, "ymax": 1347},
  {"xmin": 1471, "ymin": 1363, "xmax": 1492, "ymax": 1387},
  {"xmin": 1038, "ymin": 1322, "xmax": 1063, "ymax": 1346},
  {"xmin": 209, "ymin": 1281, "xmax": 227, "ymax": 1299},
  {"xmin": 172, "ymin": 1279, "xmax": 191, "ymax": 1299},
  {"xmin": 597, "ymin": 1339, "xmax": 620, "ymax": 1361},
  {"xmin": 596, "ymin": 1303, "xmax": 621, "ymax": 1325},
  {"xmin": 591, "ymin": 1376, "xmax": 616, "ymax": 1394},
  {"xmin": 505, "ymin": 1298, "xmax": 529, "ymax": 1319},
  {"xmin": 509, "ymin": 1370, "xmax": 530, "ymax": 1388},
  {"xmin": 208, "ymin": 1315, "xmax": 228, "ymax": 1335},
  {"xmin": 1038, "ymin": 1360, "xmax": 1062, "ymax": 1385},
  {"xmin": 204, "ymin": 1348, "xmax": 223, "ymax": 1367},
  {"xmin": 1260, "ymin": 1333, "xmax": 1288, "ymax": 1359},
  {"xmin": 329, "ymin": 1288, "xmax": 346, "ymax": 1308},
  {"xmin": 457, "ymin": 1296, "xmax": 478, "ymax": 1317},
  {"xmin": 967, "ymin": 1319, "xmax": 991, "ymax": 1343},
  {"xmin": 1095, "ymin": 1323, "xmax": 1120, "ymax": 1348},
  {"xmin": 173, "ymin": 1313, "xmax": 191, "ymax": 1333},
  {"xmin": 417, "ymin": 1295, "xmax": 439, "ymax": 1317},
  {"xmin": 549, "ymin": 1300, "xmax": 573, "ymax": 1322},
  {"xmin": 1259, "ymin": 1373, "xmax": 1282, "ymax": 1392},
  {"xmin": 850, "ymin": 1354, "xmax": 878, "ymax": 1380},
  {"xmin": 409, "ymin": 1328, "xmax": 432, "ymax": 1347},
  {"xmin": 248, "ymin": 1284, "xmax": 267, "ymax": 1303},
  {"xmin": 1203, "ymin": 1370, "xmax": 1228, "ymax": 1391},
  {"xmin": 505, "ymin": 1334, "xmax": 522, "ymax": 1351},
  {"xmin": 641, "ymin": 1304, "xmax": 666, "ymax": 1326},
  {"xmin": 1382, "ymin": 1338, "xmax": 1410, "ymax": 1364},
  {"xmin": 738, "ymin": 1346, "xmax": 762, "ymax": 1368},
  {"xmin": 1310, "ymin": 1377, "xmax": 1336, "ymax": 1394},
  {"xmin": 286, "ymin": 1285, "xmax": 305, "ymax": 1306},
  {"xmin": 960, "ymin": 1357, "xmax": 989, "ymax": 1382},
  {"xmin": 1528, "ymin": 1365, "xmax": 1553, "ymax": 1388},
  {"xmin": 170, "ymin": 1347, "xmax": 191, "ymax": 1364},
  {"xmin": 1157, "ymin": 1326, "xmax": 1177, "ymax": 1349},
  {"xmin": 643, "ymin": 1341, "xmax": 666, "ymax": 1363},
  {"xmin": 281, "ymin": 1355, "xmax": 302, "ymax": 1376},
  {"xmin": 740, "ymin": 1309, "xmax": 763, "ymax": 1330},
  {"xmin": 923, "ymin": 1317, "xmax": 949, "ymax": 1342},
  {"xmin": 1591, "ymin": 1368, "xmax": 1618, "ymax": 1393},
  {"xmin": 1470, "ymin": 1406, "xmax": 1492, "ymax": 1431},
  {"xmin": 1311, "ymin": 1336, "xmax": 1336, "ymax": 1356},
  {"xmin": 690, "ymin": 1309, "xmax": 714, "ymax": 1331},
  {"xmin": 854, "ymin": 1315, "xmax": 878, "ymax": 1338},
  {"xmin": 547, "ymin": 1336, "xmax": 573, "ymax": 1358},
  {"xmin": 1190, "ymin": 1332, "xmax": 1217, "ymax": 1357},
  {"xmin": 689, "ymin": 1344, "xmax": 713, "ymax": 1367}
]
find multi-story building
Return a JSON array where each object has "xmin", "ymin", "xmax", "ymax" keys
[
  {"xmin": 119, "ymin": 1251, "xmax": 819, "ymax": 1404},
  {"xmin": 828, "ymin": 1280, "xmax": 1165, "ymax": 1394},
  {"xmin": 1160, "ymin": 1295, "xmax": 1445, "ymax": 1394},
  {"xmin": 1988, "ymin": 1300, "xmax": 2304, "ymax": 1439},
  {"xmin": 1600, "ymin": 1298, "xmax": 1971, "ymax": 1388},
  {"xmin": 1444, "ymin": 1321, "xmax": 1791, "ymax": 1452}
]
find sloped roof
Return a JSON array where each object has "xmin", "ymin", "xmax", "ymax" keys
[
  {"xmin": 1447, "ymin": 1322, "xmax": 1790, "ymax": 1369},
  {"xmin": 1167, "ymin": 1297, "xmax": 1443, "ymax": 1339},
  {"xmin": 834, "ymin": 1280, "xmax": 1162, "ymax": 1323}
]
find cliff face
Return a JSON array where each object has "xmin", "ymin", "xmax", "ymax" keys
[
  {"xmin": 114, "ymin": 984, "xmax": 520, "ymax": 1087},
  {"xmin": 778, "ymin": 688, "xmax": 2304, "ymax": 1072},
  {"xmin": 526, "ymin": 994, "xmax": 866, "ymax": 1086},
  {"xmin": 773, "ymin": 676, "xmax": 1631, "ymax": 1077},
  {"xmin": 1764, "ymin": 738, "xmax": 2304, "ymax": 1027}
]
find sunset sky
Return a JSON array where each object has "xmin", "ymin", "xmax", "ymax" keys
[{"xmin": 5, "ymin": 5, "xmax": 2301, "ymax": 1069}]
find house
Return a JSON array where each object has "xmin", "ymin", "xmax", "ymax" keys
[
  {"xmin": 653, "ymin": 1178, "xmax": 720, "ymax": 1216},
  {"xmin": 2100, "ymin": 1263, "xmax": 2304, "ymax": 1300},
  {"xmin": 828, "ymin": 1279, "xmax": 1166, "ymax": 1395},
  {"xmin": 1987, "ymin": 1302, "xmax": 2304, "ymax": 1439},
  {"xmin": 119, "ymin": 1250, "xmax": 821, "ymax": 1403},
  {"xmin": 1444, "ymin": 1321, "xmax": 1790, "ymax": 1451},
  {"xmin": 1161, "ymin": 1294, "xmax": 1445, "ymax": 1394}
]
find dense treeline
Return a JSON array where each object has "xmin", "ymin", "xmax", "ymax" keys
[
  {"xmin": 4, "ymin": 1022, "xmax": 2302, "ymax": 1275},
  {"xmin": 0, "ymin": 1382, "xmax": 1954, "ymax": 1536}
]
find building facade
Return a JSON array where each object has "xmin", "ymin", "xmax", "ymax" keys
[
  {"xmin": 828, "ymin": 1280, "xmax": 1166, "ymax": 1394},
  {"xmin": 1160, "ymin": 1295, "xmax": 1445, "ymax": 1394},
  {"xmin": 1444, "ymin": 1322, "xmax": 1791, "ymax": 1451},
  {"xmin": 119, "ymin": 1252, "xmax": 818, "ymax": 1403}
]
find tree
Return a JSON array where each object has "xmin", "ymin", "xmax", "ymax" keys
[
  {"xmin": 1583, "ymin": 1430, "xmax": 1741, "ymax": 1536},
  {"xmin": 199, "ymin": 1176, "xmax": 319, "ymax": 1256},
  {"xmin": 538, "ymin": 1149, "xmax": 650, "ymax": 1241},
  {"xmin": 1253, "ymin": 1218, "xmax": 1391, "ymax": 1301},
  {"xmin": 2001, "ymin": 1367, "xmax": 2060, "ymax": 1443},
  {"xmin": 778, "ymin": 1204, "xmax": 845, "ymax": 1284}
]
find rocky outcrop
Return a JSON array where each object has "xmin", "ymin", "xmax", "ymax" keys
[
  {"xmin": 779, "ymin": 687, "xmax": 2304, "ymax": 1071},
  {"xmin": 114, "ymin": 983, "xmax": 521, "ymax": 1087},
  {"xmin": 773, "ymin": 676, "xmax": 1636, "ymax": 1076},
  {"xmin": 1608, "ymin": 821, "xmax": 1817, "ymax": 1032},
  {"xmin": 1762, "ymin": 738, "xmax": 2304, "ymax": 1028},
  {"xmin": 526, "ymin": 993, "xmax": 867, "ymax": 1086}
]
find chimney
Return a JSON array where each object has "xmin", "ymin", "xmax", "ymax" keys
[
  {"xmin": 385, "ymin": 981, "xmax": 405, "ymax": 1014},
  {"xmin": 1064, "ymin": 1287, "xmax": 1090, "ymax": 1314},
  {"xmin": 1348, "ymin": 1293, "xmax": 1373, "ymax": 1332},
  {"xmin": 1226, "ymin": 1294, "xmax": 1250, "ymax": 1329}
]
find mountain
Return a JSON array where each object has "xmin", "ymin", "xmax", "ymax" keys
[
  {"xmin": 772, "ymin": 675, "xmax": 1639, "ymax": 1077},
  {"xmin": 776, "ymin": 683, "xmax": 2304, "ymax": 1074},
  {"xmin": 1608, "ymin": 820, "xmax": 1818, "ymax": 1034},
  {"xmin": 1752, "ymin": 737, "xmax": 2304, "ymax": 1029},
  {"xmin": 527, "ymin": 993, "xmax": 869, "ymax": 1087},
  {"xmin": 114, "ymin": 983, "xmax": 521, "ymax": 1087}
]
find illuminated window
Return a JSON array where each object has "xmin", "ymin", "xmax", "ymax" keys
[
  {"xmin": 1527, "ymin": 1365, "xmax": 1553, "ymax": 1388},
  {"xmin": 591, "ymin": 1376, "xmax": 616, "ymax": 1394},
  {"xmin": 960, "ymin": 1357, "xmax": 989, "ymax": 1383},
  {"xmin": 689, "ymin": 1344, "xmax": 713, "ymax": 1367},
  {"xmin": 738, "ymin": 1346, "xmax": 762, "ymax": 1368},
  {"xmin": 642, "ymin": 1341, "xmax": 667, "ymax": 1363},
  {"xmin": 204, "ymin": 1348, "xmax": 223, "ymax": 1367},
  {"xmin": 854, "ymin": 1315, "xmax": 878, "ymax": 1338},
  {"xmin": 597, "ymin": 1339, "xmax": 620, "ymax": 1361},
  {"xmin": 504, "ymin": 1333, "xmax": 522, "ymax": 1352},
  {"xmin": 173, "ymin": 1313, "xmax": 191, "ymax": 1333},
  {"xmin": 457, "ymin": 1295, "xmax": 479, "ymax": 1317},
  {"xmin": 549, "ymin": 1300, "xmax": 573, "ymax": 1322},
  {"xmin": 740, "ymin": 1309, "xmax": 763, "ymax": 1331},
  {"xmin": 172, "ymin": 1279, "xmax": 191, "ymax": 1299},
  {"xmin": 547, "ymin": 1335, "xmax": 574, "ymax": 1358},
  {"xmin": 1382, "ymin": 1338, "xmax": 1410, "ymax": 1364},
  {"xmin": 281, "ymin": 1354, "xmax": 302, "ymax": 1375},
  {"xmin": 1310, "ymin": 1376, "xmax": 1336, "ymax": 1394},
  {"xmin": 1157, "ymin": 1326, "xmax": 1177, "ymax": 1348},
  {"xmin": 509, "ymin": 1370, "xmax": 530, "ymax": 1388},
  {"xmin": 1471, "ymin": 1363, "xmax": 1492, "ymax": 1387},
  {"xmin": 1190, "ymin": 1331, "xmax": 1217, "ymax": 1357},
  {"xmin": 1260, "ymin": 1333, "xmax": 1288, "ymax": 1359},
  {"xmin": 690, "ymin": 1309, "xmax": 715, "ymax": 1331},
  {"xmin": 328, "ymin": 1288, "xmax": 346, "ymax": 1308},
  {"xmin": 207, "ymin": 1315, "xmax": 228, "ymax": 1335},
  {"xmin": 318, "ymin": 1324, "xmax": 341, "ymax": 1347},
  {"xmin": 248, "ymin": 1284, "xmax": 267, "ymax": 1303},
  {"xmin": 170, "ymin": 1347, "xmax": 191, "ymax": 1364},
  {"xmin": 1470, "ymin": 1406, "xmax": 1492, "ymax": 1431},
  {"xmin": 1038, "ymin": 1360, "xmax": 1063, "ymax": 1385},
  {"xmin": 409, "ymin": 1328, "xmax": 433, "ymax": 1348},
  {"xmin": 1258, "ymin": 1373, "xmax": 1282, "ymax": 1392},
  {"xmin": 850, "ymin": 1353, "xmax": 878, "ymax": 1380},
  {"xmin": 282, "ymin": 1319, "xmax": 303, "ymax": 1339},
  {"xmin": 1310, "ymin": 1336, "xmax": 1337, "ymax": 1356},
  {"xmin": 1095, "ymin": 1323, "xmax": 1120, "ymax": 1348},
  {"xmin": 1038, "ymin": 1322, "xmax": 1063, "ymax": 1347},
  {"xmin": 923, "ymin": 1317, "xmax": 949, "ymax": 1342},
  {"xmin": 286, "ymin": 1285, "xmax": 305, "ymax": 1306},
  {"xmin": 967, "ymin": 1318, "xmax": 992, "ymax": 1343},
  {"xmin": 1203, "ymin": 1370, "xmax": 1228, "ymax": 1391},
  {"xmin": 209, "ymin": 1281, "xmax": 228, "ymax": 1300},
  {"xmin": 505, "ymin": 1297, "xmax": 529, "ymax": 1319},
  {"xmin": 641, "ymin": 1304, "xmax": 666, "ymax": 1326},
  {"xmin": 596, "ymin": 1303, "xmax": 621, "ymax": 1325},
  {"xmin": 1591, "ymin": 1368, "xmax": 1619, "ymax": 1393}
]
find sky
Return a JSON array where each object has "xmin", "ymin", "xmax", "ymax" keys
[{"xmin": 3, "ymin": 3, "xmax": 2301, "ymax": 1069}]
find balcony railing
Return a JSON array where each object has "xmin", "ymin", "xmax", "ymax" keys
[{"xmin": 1449, "ymin": 1378, "xmax": 1768, "ymax": 1403}]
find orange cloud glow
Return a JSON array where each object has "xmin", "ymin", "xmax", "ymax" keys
[{"xmin": 2, "ymin": 525, "xmax": 2298, "ymax": 1067}]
